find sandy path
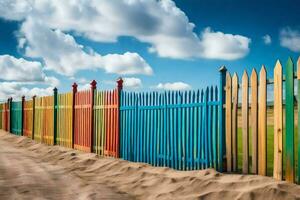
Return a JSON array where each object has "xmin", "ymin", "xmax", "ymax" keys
[
  {"xmin": 0, "ymin": 131, "xmax": 133, "ymax": 200},
  {"xmin": 1, "ymin": 130, "xmax": 300, "ymax": 200}
]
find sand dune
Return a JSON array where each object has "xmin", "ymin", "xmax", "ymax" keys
[{"xmin": 1, "ymin": 130, "xmax": 300, "ymax": 200}]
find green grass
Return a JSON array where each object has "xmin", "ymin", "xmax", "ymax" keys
[{"xmin": 237, "ymin": 126, "xmax": 299, "ymax": 178}]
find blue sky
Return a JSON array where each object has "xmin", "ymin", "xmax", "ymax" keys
[{"xmin": 0, "ymin": 0, "xmax": 299, "ymax": 100}]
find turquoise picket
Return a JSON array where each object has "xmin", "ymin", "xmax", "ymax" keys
[
  {"xmin": 11, "ymin": 101, "xmax": 23, "ymax": 135},
  {"xmin": 120, "ymin": 88, "xmax": 222, "ymax": 171}
]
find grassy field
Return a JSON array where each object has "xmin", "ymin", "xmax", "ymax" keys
[{"xmin": 237, "ymin": 126, "xmax": 299, "ymax": 177}]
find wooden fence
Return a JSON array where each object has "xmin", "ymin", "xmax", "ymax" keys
[
  {"xmin": 93, "ymin": 88, "xmax": 120, "ymax": 157},
  {"xmin": 0, "ymin": 103, "xmax": 3, "ymax": 130},
  {"xmin": 11, "ymin": 101, "xmax": 23, "ymax": 135},
  {"xmin": 0, "ymin": 71, "xmax": 228, "ymax": 174},
  {"xmin": 56, "ymin": 92, "xmax": 73, "ymax": 148},
  {"xmin": 3, "ymin": 100, "xmax": 10, "ymax": 132},
  {"xmin": 120, "ymin": 86, "xmax": 223, "ymax": 170},
  {"xmin": 225, "ymin": 57, "xmax": 300, "ymax": 183},
  {"xmin": 73, "ymin": 82, "xmax": 95, "ymax": 152},
  {"xmin": 23, "ymin": 99, "xmax": 33, "ymax": 138},
  {"xmin": 34, "ymin": 96, "xmax": 54, "ymax": 144}
]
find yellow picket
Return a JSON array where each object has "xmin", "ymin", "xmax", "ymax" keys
[
  {"xmin": 242, "ymin": 71, "xmax": 249, "ymax": 174},
  {"xmin": 225, "ymin": 72, "xmax": 232, "ymax": 172},
  {"xmin": 258, "ymin": 66, "xmax": 267, "ymax": 176},
  {"xmin": 231, "ymin": 73, "xmax": 238, "ymax": 172}
]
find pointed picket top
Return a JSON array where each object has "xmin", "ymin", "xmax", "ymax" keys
[
  {"xmin": 232, "ymin": 73, "xmax": 239, "ymax": 87},
  {"xmin": 226, "ymin": 72, "xmax": 231, "ymax": 80},
  {"xmin": 242, "ymin": 70, "xmax": 249, "ymax": 81},
  {"xmin": 251, "ymin": 68, "xmax": 258, "ymax": 81},
  {"xmin": 260, "ymin": 65, "xmax": 267, "ymax": 77},
  {"xmin": 297, "ymin": 56, "xmax": 300, "ymax": 79},
  {"xmin": 287, "ymin": 56, "xmax": 294, "ymax": 66},
  {"xmin": 226, "ymin": 72, "xmax": 232, "ymax": 90},
  {"xmin": 274, "ymin": 60, "xmax": 282, "ymax": 77}
]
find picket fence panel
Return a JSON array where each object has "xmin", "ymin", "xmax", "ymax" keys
[
  {"xmin": 93, "ymin": 89, "xmax": 120, "ymax": 157},
  {"xmin": 3, "ymin": 102, "xmax": 10, "ymax": 131},
  {"xmin": 33, "ymin": 96, "xmax": 54, "ymax": 144},
  {"xmin": 225, "ymin": 56, "xmax": 300, "ymax": 184},
  {"xmin": 120, "ymin": 88, "xmax": 221, "ymax": 170},
  {"xmin": 23, "ymin": 100, "xmax": 33, "ymax": 138},
  {"xmin": 0, "ymin": 103, "xmax": 3, "ymax": 130},
  {"xmin": 74, "ymin": 90, "xmax": 93, "ymax": 152},
  {"xmin": 57, "ymin": 92, "xmax": 73, "ymax": 148},
  {"xmin": 11, "ymin": 101, "xmax": 22, "ymax": 135}
]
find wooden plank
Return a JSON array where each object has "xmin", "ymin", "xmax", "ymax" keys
[
  {"xmin": 285, "ymin": 57, "xmax": 295, "ymax": 183},
  {"xmin": 250, "ymin": 69, "xmax": 258, "ymax": 174},
  {"xmin": 242, "ymin": 71, "xmax": 249, "ymax": 174},
  {"xmin": 231, "ymin": 73, "xmax": 238, "ymax": 172},
  {"xmin": 258, "ymin": 66, "xmax": 267, "ymax": 176},
  {"xmin": 273, "ymin": 60, "xmax": 283, "ymax": 180},
  {"xmin": 297, "ymin": 57, "xmax": 300, "ymax": 184},
  {"xmin": 225, "ymin": 73, "xmax": 232, "ymax": 172}
]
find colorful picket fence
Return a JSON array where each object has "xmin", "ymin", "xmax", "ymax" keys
[
  {"xmin": 73, "ymin": 82, "xmax": 95, "ymax": 152},
  {"xmin": 2, "ymin": 102, "xmax": 10, "ymax": 131},
  {"xmin": 120, "ymin": 86, "xmax": 222, "ymax": 170},
  {"xmin": 94, "ymin": 89, "xmax": 120, "ymax": 157},
  {"xmin": 11, "ymin": 101, "xmax": 23, "ymax": 135},
  {"xmin": 56, "ymin": 92, "xmax": 73, "ymax": 148},
  {"xmin": 0, "ymin": 75, "xmax": 228, "ymax": 174},
  {"xmin": 225, "ymin": 57, "xmax": 300, "ymax": 183},
  {"xmin": 23, "ymin": 99, "xmax": 33, "ymax": 138},
  {"xmin": 0, "ymin": 103, "xmax": 3, "ymax": 130},
  {"xmin": 33, "ymin": 96, "xmax": 54, "ymax": 144}
]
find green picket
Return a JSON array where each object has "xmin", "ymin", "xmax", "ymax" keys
[{"xmin": 285, "ymin": 57, "xmax": 295, "ymax": 183}]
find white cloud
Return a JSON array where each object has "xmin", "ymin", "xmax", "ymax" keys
[
  {"xmin": 262, "ymin": 34, "xmax": 272, "ymax": 45},
  {"xmin": 200, "ymin": 28, "xmax": 251, "ymax": 60},
  {"xmin": 1, "ymin": 0, "xmax": 251, "ymax": 60},
  {"xmin": 18, "ymin": 18, "xmax": 152, "ymax": 76},
  {"xmin": 123, "ymin": 77, "xmax": 142, "ymax": 89},
  {"xmin": 0, "ymin": 82, "xmax": 53, "ymax": 100},
  {"xmin": 0, "ymin": 0, "xmax": 32, "ymax": 21},
  {"xmin": 0, "ymin": 54, "xmax": 59, "ymax": 87},
  {"xmin": 155, "ymin": 82, "xmax": 191, "ymax": 90},
  {"xmin": 280, "ymin": 27, "xmax": 300, "ymax": 52}
]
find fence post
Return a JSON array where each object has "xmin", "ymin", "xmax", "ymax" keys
[
  {"xmin": 72, "ymin": 83, "xmax": 77, "ymax": 149},
  {"xmin": 21, "ymin": 96, "xmax": 25, "ymax": 136},
  {"xmin": 117, "ymin": 77, "xmax": 123, "ymax": 158},
  {"xmin": 32, "ymin": 95, "xmax": 36, "ymax": 140},
  {"xmin": 218, "ymin": 66, "xmax": 227, "ymax": 172},
  {"xmin": 53, "ymin": 87, "xmax": 58, "ymax": 145},
  {"xmin": 90, "ymin": 80, "xmax": 97, "ymax": 153}
]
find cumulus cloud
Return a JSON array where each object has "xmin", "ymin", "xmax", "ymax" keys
[
  {"xmin": 18, "ymin": 18, "xmax": 152, "ymax": 76},
  {"xmin": 1, "ymin": 0, "xmax": 251, "ymax": 60},
  {"xmin": 280, "ymin": 27, "xmax": 300, "ymax": 52},
  {"xmin": 155, "ymin": 82, "xmax": 191, "ymax": 90},
  {"xmin": 200, "ymin": 28, "xmax": 250, "ymax": 60},
  {"xmin": 123, "ymin": 77, "xmax": 142, "ymax": 89},
  {"xmin": 0, "ymin": 54, "xmax": 59, "ymax": 87},
  {"xmin": 262, "ymin": 34, "xmax": 272, "ymax": 45},
  {"xmin": 0, "ymin": 82, "xmax": 53, "ymax": 100}
]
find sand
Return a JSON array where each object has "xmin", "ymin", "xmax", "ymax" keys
[{"xmin": 1, "ymin": 130, "xmax": 300, "ymax": 200}]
